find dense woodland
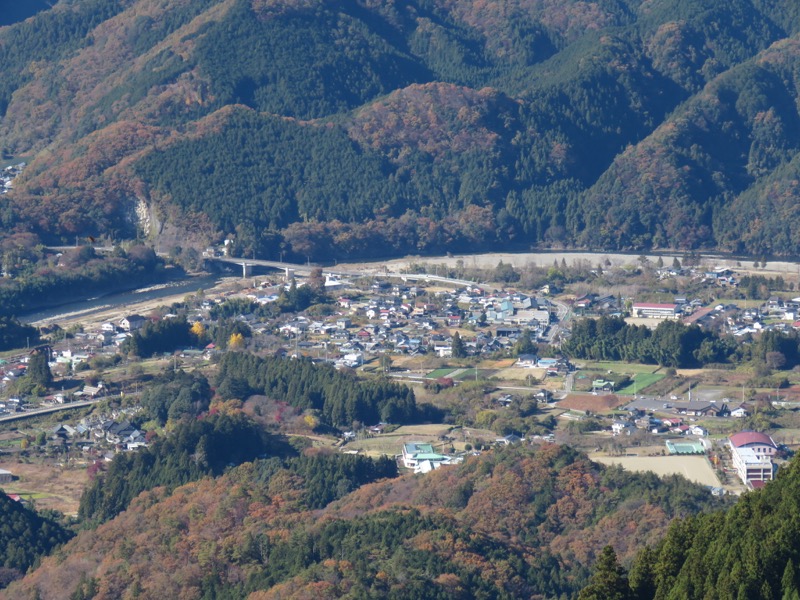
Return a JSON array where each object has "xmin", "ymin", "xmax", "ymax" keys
[
  {"xmin": 0, "ymin": 318, "xmax": 39, "ymax": 352},
  {"xmin": 78, "ymin": 412, "xmax": 288, "ymax": 525},
  {"xmin": 10, "ymin": 441, "xmax": 722, "ymax": 599},
  {"xmin": 4, "ymin": 1, "xmax": 800, "ymax": 256},
  {"xmin": 215, "ymin": 352, "xmax": 418, "ymax": 427},
  {"xmin": 564, "ymin": 315, "xmax": 800, "ymax": 370},
  {"xmin": 0, "ymin": 494, "xmax": 71, "ymax": 583}
]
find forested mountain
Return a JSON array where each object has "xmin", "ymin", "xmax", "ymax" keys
[
  {"xmin": 7, "ymin": 443, "xmax": 720, "ymax": 599},
  {"xmin": 576, "ymin": 451, "xmax": 800, "ymax": 600},
  {"xmin": 4, "ymin": 0, "xmax": 800, "ymax": 257}
]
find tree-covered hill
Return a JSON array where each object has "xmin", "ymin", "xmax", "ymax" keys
[
  {"xmin": 577, "ymin": 451, "xmax": 800, "ymax": 600},
  {"xmin": 6, "ymin": 443, "xmax": 721, "ymax": 599},
  {"xmin": 0, "ymin": 493, "xmax": 72, "ymax": 585},
  {"xmin": 5, "ymin": 0, "xmax": 800, "ymax": 256}
]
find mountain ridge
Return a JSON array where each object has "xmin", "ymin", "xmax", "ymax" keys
[{"xmin": 3, "ymin": 0, "xmax": 800, "ymax": 257}]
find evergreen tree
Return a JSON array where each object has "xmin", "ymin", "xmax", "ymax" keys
[
  {"xmin": 451, "ymin": 332, "xmax": 466, "ymax": 358},
  {"xmin": 515, "ymin": 329, "xmax": 536, "ymax": 356},
  {"xmin": 26, "ymin": 349, "xmax": 52, "ymax": 388},
  {"xmin": 783, "ymin": 560, "xmax": 800, "ymax": 600},
  {"xmin": 578, "ymin": 546, "xmax": 632, "ymax": 600}
]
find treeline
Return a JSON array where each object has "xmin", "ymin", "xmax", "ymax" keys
[
  {"xmin": 580, "ymin": 453, "xmax": 800, "ymax": 599},
  {"xmin": 215, "ymin": 352, "xmax": 417, "ymax": 427},
  {"xmin": 120, "ymin": 316, "xmax": 192, "ymax": 359},
  {"xmin": 564, "ymin": 316, "xmax": 800, "ymax": 369},
  {"xmin": 0, "ymin": 493, "xmax": 72, "ymax": 585},
  {"xmin": 0, "ymin": 317, "xmax": 38, "ymax": 352},
  {"xmin": 740, "ymin": 274, "xmax": 788, "ymax": 299},
  {"xmin": 79, "ymin": 412, "xmax": 398, "ymax": 525},
  {"xmin": 139, "ymin": 370, "xmax": 213, "ymax": 426},
  {"xmin": 78, "ymin": 412, "xmax": 285, "ymax": 525},
  {"xmin": 258, "ymin": 451, "xmax": 398, "ymax": 510},
  {"xmin": 0, "ymin": 246, "xmax": 166, "ymax": 318}
]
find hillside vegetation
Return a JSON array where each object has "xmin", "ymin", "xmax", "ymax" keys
[
  {"xmin": 7, "ymin": 441, "xmax": 720, "ymax": 599},
  {"xmin": 4, "ymin": 0, "xmax": 800, "ymax": 257},
  {"xmin": 576, "ymin": 451, "xmax": 800, "ymax": 600}
]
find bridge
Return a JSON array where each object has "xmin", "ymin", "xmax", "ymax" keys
[{"xmin": 210, "ymin": 256, "xmax": 493, "ymax": 290}]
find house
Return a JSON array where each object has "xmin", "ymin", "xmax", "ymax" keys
[
  {"xmin": 401, "ymin": 442, "xmax": 450, "ymax": 470},
  {"xmin": 592, "ymin": 379, "xmax": 615, "ymax": 392},
  {"xmin": 730, "ymin": 404, "xmax": 750, "ymax": 418},
  {"xmin": 729, "ymin": 431, "xmax": 777, "ymax": 485},
  {"xmin": 515, "ymin": 353, "xmax": 538, "ymax": 368},
  {"xmin": 0, "ymin": 469, "xmax": 14, "ymax": 484},
  {"xmin": 611, "ymin": 421, "xmax": 635, "ymax": 435},
  {"xmin": 495, "ymin": 434, "xmax": 524, "ymax": 446},
  {"xmin": 673, "ymin": 401, "xmax": 728, "ymax": 417},
  {"xmin": 119, "ymin": 315, "xmax": 146, "ymax": 332}
]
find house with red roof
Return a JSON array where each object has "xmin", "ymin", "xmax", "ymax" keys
[{"xmin": 729, "ymin": 431, "xmax": 777, "ymax": 486}]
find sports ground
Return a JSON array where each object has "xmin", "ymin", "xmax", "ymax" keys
[{"xmin": 592, "ymin": 455, "xmax": 721, "ymax": 487}]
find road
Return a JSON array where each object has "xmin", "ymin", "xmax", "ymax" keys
[{"xmin": 0, "ymin": 399, "xmax": 100, "ymax": 423}]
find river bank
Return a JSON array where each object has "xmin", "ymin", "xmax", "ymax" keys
[
  {"xmin": 22, "ymin": 273, "xmax": 228, "ymax": 328},
  {"xmin": 338, "ymin": 250, "xmax": 800, "ymax": 278}
]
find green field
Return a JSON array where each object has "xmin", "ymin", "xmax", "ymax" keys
[
  {"xmin": 617, "ymin": 372, "xmax": 666, "ymax": 394},
  {"xmin": 427, "ymin": 368, "xmax": 457, "ymax": 379},
  {"xmin": 453, "ymin": 368, "xmax": 495, "ymax": 381}
]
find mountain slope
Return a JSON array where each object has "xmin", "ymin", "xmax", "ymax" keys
[
  {"xmin": 5, "ymin": 444, "xmax": 720, "ymax": 599},
  {"xmin": 4, "ymin": 0, "xmax": 800, "ymax": 256},
  {"xmin": 578, "ymin": 452, "xmax": 800, "ymax": 600}
]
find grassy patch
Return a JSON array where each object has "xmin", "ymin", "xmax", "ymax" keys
[
  {"xmin": 453, "ymin": 368, "xmax": 495, "ymax": 381},
  {"xmin": 617, "ymin": 373, "xmax": 666, "ymax": 394},
  {"xmin": 427, "ymin": 368, "xmax": 457, "ymax": 379}
]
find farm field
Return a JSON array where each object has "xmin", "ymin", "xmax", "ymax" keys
[
  {"xmin": 494, "ymin": 367, "xmax": 545, "ymax": 381},
  {"xmin": 577, "ymin": 361, "xmax": 661, "ymax": 374},
  {"xmin": 0, "ymin": 461, "xmax": 89, "ymax": 516},
  {"xmin": 591, "ymin": 454, "xmax": 722, "ymax": 487},
  {"xmin": 617, "ymin": 373, "xmax": 666, "ymax": 395},
  {"xmin": 427, "ymin": 368, "xmax": 457, "ymax": 379},
  {"xmin": 453, "ymin": 368, "xmax": 496, "ymax": 381}
]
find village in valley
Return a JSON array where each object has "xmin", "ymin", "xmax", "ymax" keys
[{"xmin": 1, "ymin": 250, "xmax": 799, "ymax": 513}]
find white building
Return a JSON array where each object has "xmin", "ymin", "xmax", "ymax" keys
[
  {"xmin": 631, "ymin": 303, "xmax": 680, "ymax": 319},
  {"xmin": 729, "ymin": 431, "xmax": 777, "ymax": 486}
]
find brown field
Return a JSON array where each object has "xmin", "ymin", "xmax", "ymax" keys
[
  {"xmin": 0, "ymin": 460, "xmax": 89, "ymax": 516},
  {"xmin": 494, "ymin": 367, "xmax": 545, "ymax": 381},
  {"xmin": 591, "ymin": 454, "xmax": 721, "ymax": 487},
  {"xmin": 559, "ymin": 393, "xmax": 627, "ymax": 413},
  {"xmin": 481, "ymin": 358, "xmax": 517, "ymax": 369}
]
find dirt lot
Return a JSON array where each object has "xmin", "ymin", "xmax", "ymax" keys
[
  {"xmin": 0, "ymin": 460, "xmax": 89, "ymax": 516},
  {"xmin": 590, "ymin": 454, "xmax": 722, "ymax": 487}
]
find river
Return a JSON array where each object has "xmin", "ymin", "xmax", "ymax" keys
[{"xmin": 20, "ymin": 273, "xmax": 222, "ymax": 326}]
